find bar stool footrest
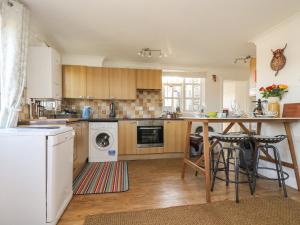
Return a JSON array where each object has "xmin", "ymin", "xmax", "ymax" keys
[
  {"xmin": 256, "ymin": 166, "xmax": 289, "ymax": 181},
  {"xmin": 214, "ymin": 169, "xmax": 253, "ymax": 184}
]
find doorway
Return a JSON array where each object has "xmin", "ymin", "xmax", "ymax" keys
[{"xmin": 223, "ymin": 80, "xmax": 251, "ymax": 131}]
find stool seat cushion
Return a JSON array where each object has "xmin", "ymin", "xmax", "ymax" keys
[
  {"xmin": 190, "ymin": 135, "xmax": 202, "ymax": 145},
  {"xmin": 212, "ymin": 133, "xmax": 250, "ymax": 143},
  {"xmin": 252, "ymin": 135, "xmax": 287, "ymax": 143},
  {"xmin": 199, "ymin": 132, "xmax": 221, "ymax": 138},
  {"xmin": 190, "ymin": 132, "xmax": 220, "ymax": 141}
]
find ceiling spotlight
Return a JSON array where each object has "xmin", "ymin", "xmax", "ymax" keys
[{"xmin": 137, "ymin": 48, "xmax": 167, "ymax": 58}]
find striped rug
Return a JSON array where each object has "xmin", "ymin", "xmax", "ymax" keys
[{"xmin": 73, "ymin": 161, "xmax": 129, "ymax": 195}]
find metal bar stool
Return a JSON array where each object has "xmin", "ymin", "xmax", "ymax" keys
[
  {"xmin": 210, "ymin": 133, "xmax": 254, "ymax": 203},
  {"xmin": 190, "ymin": 126, "xmax": 222, "ymax": 176},
  {"xmin": 252, "ymin": 135, "xmax": 289, "ymax": 197},
  {"xmin": 190, "ymin": 126, "xmax": 215, "ymax": 157}
]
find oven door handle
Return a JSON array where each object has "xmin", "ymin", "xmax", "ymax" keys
[{"xmin": 138, "ymin": 127, "xmax": 163, "ymax": 130}]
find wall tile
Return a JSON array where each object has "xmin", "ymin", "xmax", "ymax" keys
[{"xmin": 62, "ymin": 90, "xmax": 162, "ymax": 118}]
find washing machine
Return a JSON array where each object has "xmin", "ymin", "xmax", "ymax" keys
[{"xmin": 89, "ymin": 122, "xmax": 118, "ymax": 162}]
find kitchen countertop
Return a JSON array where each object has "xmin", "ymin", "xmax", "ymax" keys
[
  {"xmin": 18, "ymin": 118, "xmax": 82, "ymax": 125},
  {"xmin": 88, "ymin": 118, "xmax": 183, "ymax": 121},
  {"xmin": 18, "ymin": 117, "xmax": 183, "ymax": 125}
]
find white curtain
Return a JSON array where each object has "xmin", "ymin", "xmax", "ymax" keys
[{"xmin": 0, "ymin": 0, "xmax": 29, "ymax": 128}]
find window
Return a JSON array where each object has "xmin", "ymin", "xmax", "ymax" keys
[{"xmin": 162, "ymin": 76, "xmax": 205, "ymax": 112}]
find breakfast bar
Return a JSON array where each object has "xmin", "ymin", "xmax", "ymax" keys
[{"xmin": 181, "ymin": 117, "xmax": 300, "ymax": 203}]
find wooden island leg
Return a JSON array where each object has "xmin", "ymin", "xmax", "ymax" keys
[
  {"xmin": 256, "ymin": 122, "xmax": 262, "ymax": 135},
  {"xmin": 181, "ymin": 121, "xmax": 192, "ymax": 179},
  {"xmin": 223, "ymin": 122, "xmax": 235, "ymax": 134},
  {"xmin": 284, "ymin": 122, "xmax": 300, "ymax": 191},
  {"xmin": 203, "ymin": 122, "xmax": 211, "ymax": 203}
]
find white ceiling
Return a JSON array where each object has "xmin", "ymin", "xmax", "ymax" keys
[{"xmin": 23, "ymin": 0, "xmax": 300, "ymax": 67}]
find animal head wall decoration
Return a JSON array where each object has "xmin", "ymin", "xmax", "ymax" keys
[{"xmin": 270, "ymin": 44, "xmax": 287, "ymax": 76}]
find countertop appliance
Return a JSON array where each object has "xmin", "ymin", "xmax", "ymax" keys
[
  {"xmin": 89, "ymin": 122, "xmax": 118, "ymax": 162},
  {"xmin": 137, "ymin": 120, "xmax": 164, "ymax": 148},
  {"xmin": 109, "ymin": 101, "xmax": 116, "ymax": 118},
  {"xmin": 0, "ymin": 126, "xmax": 74, "ymax": 225},
  {"xmin": 82, "ymin": 106, "xmax": 92, "ymax": 119}
]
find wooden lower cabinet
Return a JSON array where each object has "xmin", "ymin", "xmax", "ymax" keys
[
  {"xmin": 69, "ymin": 121, "xmax": 89, "ymax": 179},
  {"xmin": 118, "ymin": 120, "xmax": 187, "ymax": 156},
  {"xmin": 118, "ymin": 121, "xmax": 137, "ymax": 155},
  {"xmin": 164, "ymin": 120, "xmax": 188, "ymax": 153},
  {"xmin": 136, "ymin": 147, "xmax": 164, "ymax": 154}
]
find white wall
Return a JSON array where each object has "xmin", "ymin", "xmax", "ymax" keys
[
  {"xmin": 253, "ymin": 12, "xmax": 300, "ymax": 188},
  {"xmin": 62, "ymin": 54, "xmax": 105, "ymax": 67},
  {"xmin": 205, "ymin": 67, "xmax": 250, "ymax": 113},
  {"xmin": 223, "ymin": 80, "xmax": 250, "ymax": 113}
]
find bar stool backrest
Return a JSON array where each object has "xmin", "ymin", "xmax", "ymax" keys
[{"xmin": 282, "ymin": 103, "xmax": 300, "ymax": 117}]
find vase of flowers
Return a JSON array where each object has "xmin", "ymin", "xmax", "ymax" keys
[{"xmin": 259, "ymin": 84, "xmax": 288, "ymax": 117}]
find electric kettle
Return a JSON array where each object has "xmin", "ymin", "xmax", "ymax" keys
[{"xmin": 82, "ymin": 106, "xmax": 92, "ymax": 119}]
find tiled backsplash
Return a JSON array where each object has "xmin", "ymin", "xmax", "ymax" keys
[{"xmin": 62, "ymin": 90, "xmax": 162, "ymax": 118}]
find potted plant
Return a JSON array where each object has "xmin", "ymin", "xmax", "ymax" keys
[{"xmin": 259, "ymin": 84, "xmax": 288, "ymax": 117}]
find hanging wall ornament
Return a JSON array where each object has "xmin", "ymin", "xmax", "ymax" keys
[{"xmin": 270, "ymin": 44, "xmax": 287, "ymax": 76}]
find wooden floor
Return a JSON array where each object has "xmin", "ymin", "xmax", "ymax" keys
[{"xmin": 58, "ymin": 158, "xmax": 300, "ymax": 225}]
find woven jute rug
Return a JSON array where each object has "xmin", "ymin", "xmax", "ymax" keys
[{"xmin": 84, "ymin": 196, "xmax": 300, "ymax": 225}]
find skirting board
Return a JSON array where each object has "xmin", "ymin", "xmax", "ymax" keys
[{"xmin": 118, "ymin": 153, "xmax": 183, "ymax": 161}]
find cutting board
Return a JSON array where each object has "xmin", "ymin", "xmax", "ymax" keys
[{"xmin": 282, "ymin": 103, "xmax": 300, "ymax": 117}]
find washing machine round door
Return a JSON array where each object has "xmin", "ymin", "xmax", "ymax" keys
[{"xmin": 93, "ymin": 131, "xmax": 114, "ymax": 151}]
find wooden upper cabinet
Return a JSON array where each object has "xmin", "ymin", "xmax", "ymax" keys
[
  {"xmin": 86, "ymin": 67, "xmax": 110, "ymax": 99},
  {"xmin": 63, "ymin": 65, "xmax": 86, "ymax": 98},
  {"xmin": 109, "ymin": 68, "xmax": 136, "ymax": 100},
  {"xmin": 62, "ymin": 66, "xmax": 137, "ymax": 100},
  {"xmin": 164, "ymin": 120, "xmax": 188, "ymax": 153},
  {"xmin": 136, "ymin": 69, "xmax": 162, "ymax": 90},
  {"xmin": 118, "ymin": 121, "xmax": 137, "ymax": 155}
]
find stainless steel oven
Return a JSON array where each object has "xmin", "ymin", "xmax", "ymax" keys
[{"xmin": 137, "ymin": 120, "xmax": 164, "ymax": 148}]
